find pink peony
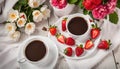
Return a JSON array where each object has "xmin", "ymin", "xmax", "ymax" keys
[
  {"xmin": 52, "ymin": 0, "xmax": 59, "ymax": 6},
  {"xmin": 106, "ymin": 0, "xmax": 117, "ymax": 14},
  {"xmin": 51, "ymin": 0, "xmax": 67, "ymax": 9},
  {"xmin": 92, "ymin": 5, "xmax": 109, "ymax": 19}
]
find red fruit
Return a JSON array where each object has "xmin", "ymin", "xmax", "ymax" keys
[
  {"xmin": 49, "ymin": 25, "xmax": 57, "ymax": 36},
  {"xmin": 75, "ymin": 44, "xmax": 84, "ymax": 56},
  {"xmin": 56, "ymin": 33, "xmax": 66, "ymax": 44},
  {"xmin": 62, "ymin": 18, "xmax": 67, "ymax": 31},
  {"xmin": 85, "ymin": 39, "xmax": 94, "ymax": 49},
  {"xmin": 64, "ymin": 47, "xmax": 73, "ymax": 56},
  {"xmin": 65, "ymin": 37, "xmax": 75, "ymax": 46},
  {"xmin": 20, "ymin": 15, "xmax": 25, "ymax": 19},
  {"xmin": 98, "ymin": 40, "xmax": 111, "ymax": 50},
  {"xmin": 89, "ymin": 19, "xmax": 93, "ymax": 22},
  {"xmin": 91, "ymin": 24, "xmax": 100, "ymax": 39}
]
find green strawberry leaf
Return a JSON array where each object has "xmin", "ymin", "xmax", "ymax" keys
[
  {"xmin": 109, "ymin": 12, "xmax": 119, "ymax": 24},
  {"xmin": 68, "ymin": 0, "xmax": 78, "ymax": 4},
  {"xmin": 117, "ymin": 0, "xmax": 120, "ymax": 9}
]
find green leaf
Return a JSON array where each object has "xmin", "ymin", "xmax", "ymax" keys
[
  {"xmin": 13, "ymin": 2, "xmax": 21, "ymax": 10},
  {"xmin": 102, "ymin": 0, "xmax": 107, "ymax": 4},
  {"xmin": 117, "ymin": 0, "xmax": 120, "ymax": 9},
  {"xmin": 68, "ymin": 0, "xmax": 78, "ymax": 4},
  {"xmin": 83, "ymin": 9, "xmax": 89, "ymax": 15},
  {"xmin": 109, "ymin": 12, "xmax": 119, "ymax": 24},
  {"xmin": 76, "ymin": 0, "xmax": 83, "ymax": 9},
  {"xmin": 18, "ymin": 0, "xmax": 28, "ymax": 5}
]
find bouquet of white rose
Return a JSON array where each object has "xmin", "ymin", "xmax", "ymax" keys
[{"xmin": 4, "ymin": 0, "xmax": 51, "ymax": 41}]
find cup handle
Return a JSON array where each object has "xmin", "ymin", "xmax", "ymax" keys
[{"xmin": 18, "ymin": 58, "xmax": 26, "ymax": 63}]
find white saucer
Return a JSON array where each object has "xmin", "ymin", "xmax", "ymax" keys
[
  {"xmin": 48, "ymin": 14, "xmax": 101, "ymax": 60},
  {"xmin": 17, "ymin": 36, "xmax": 58, "ymax": 69}
]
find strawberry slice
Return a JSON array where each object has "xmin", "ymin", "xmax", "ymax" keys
[
  {"xmin": 98, "ymin": 40, "xmax": 111, "ymax": 50},
  {"xmin": 75, "ymin": 44, "xmax": 84, "ymax": 56},
  {"xmin": 64, "ymin": 47, "xmax": 73, "ymax": 56},
  {"xmin": 56, "ymin": 33, "xmax": 66, "ymax": 44},
  {"xmin": 65, "ymin": 37, "xmax": 75, "ymax": 46},
  {"xmin": 85, "ymin": 39, "xmax": 94, "ymax": 49},
  {"xmin": 91, "ymin": 24, "xmax": 101, "ymax": 39},
  {"xmin": 49, "ymin": 25, "xmax": 57, "ymax": 36},
  {"xmin": 62, "ymin": 17, "xmax": 67, "ymax": 31}
]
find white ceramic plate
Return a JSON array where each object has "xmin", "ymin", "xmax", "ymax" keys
[
  {"xmin": 48, "ymin": 14, "xmax": 101, "ymax": 60},
  {"xmin": 17, "ymin": 36, "xmax": 58, "ymax": 69}
]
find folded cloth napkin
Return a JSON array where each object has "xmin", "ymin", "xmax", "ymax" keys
[
  {"xmin": 65, "ymin": 8, "xmax": 120, "ymax": 69},
  {"xmin": 0, "ymin": 0, "xmax": 18, "ymax": 23}
]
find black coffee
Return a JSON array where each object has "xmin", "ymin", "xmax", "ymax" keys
[
  {"xmin": 25, "ymin": 40, "xmax": 46, "ymax": 61},
  {"xmin": 68, "ymin": 17, "xmax": 88, "ymax": 35}
]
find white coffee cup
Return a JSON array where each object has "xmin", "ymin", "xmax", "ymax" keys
[
  {"xmin": 66, "ymin": 13, "xmax": 92, "ymax": 42},
  {"xmin": 18, "ymin": 36, "xmax": 50, "ymax": 66}
]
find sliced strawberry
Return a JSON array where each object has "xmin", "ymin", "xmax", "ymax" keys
[
  {"xmin": 64, "ymin": 47, "xmax": 73, "ymax": 56},
  {"xmin": 75, "ymin": 44, "xmax": 84, "ymax": 56},
  {"xmin": 62, "ymin": 17, "xmax": 67, "ymax": 31},
  {"xmin": 65, "ymin": 37, "xmax": 75, "ymax": 46},
  {"xmin": 91, "ymin": 24, "xmax": 101, "ymax": 39},
  {"xmin": 98, "ymin": 40, "xmax": 111, "ymax": 50},
  {"xmin": 49, "ymin": 25, "xmax": 57, "ymax": 36},
  {"xmin": 56, "ymin": 33, "xmax": 66, "ymax": 44},
  {"xmin": 85, "ymin": 39, "xmax": 94, "ymax": 50}
]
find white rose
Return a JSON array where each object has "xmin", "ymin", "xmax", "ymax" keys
[
  {"xmin": 25, "ymin": 22, "xmax": 35, "ymax": 35},
  {"xmin": 8, "ymin": 9, "xmax": 19, "ymax": 22},
  {"xmin": 40, "ymin": 5, "xmax": 51, "ymax": 19},
  {"xmin": 17, "ymin": 18, "xmax": 26, "ymax": 28},
  {"xmin": 32, "ymin": 10, "xmax": 43, "ymax": 22},
  {"xmin": 5, "ymin": 23, "xmax": 17, "ymax": 33},
  {"xmin": 9, "ymin": 31, "xmax": 21, "ymax": 41},
  {"xmin": 28, "ymin": 0, "xmax": 41, "ymax": 8},
  {"xmin": 20, "ymin": 12, "xmax": 27, "ymax": 20}
]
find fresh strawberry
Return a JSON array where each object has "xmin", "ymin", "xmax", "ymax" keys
[
  {"xmin": 62, "ymin": 18, "xmax": 67, "ymax": 31},
  {"xmin": 64, "ymin": 47, "xmax": 73, "ymax": 56},
  {"xmin": 98, "ymin": 40, "xmax": 111, "ymax": 50},
  {"xmin": 85, "ymin": 39, "xmax": 94, "ymax": 49},
  {"xmin": 91, "ymin": 24, "xmax": 101, "ymax": 39},
  {"xmin": 49, "ymin": 25, "xmax": 57, "ymax": 36},
  {"xmin": 65, "ymin": 37, "xmax": 75, "ymax": 46},
  {"xmin": 75, "ymin": 44, "xmax": 84, "ymax": 56},
  {"xmin": 56, "ymin": 33, "xmax": 66, "ymax": 44}
]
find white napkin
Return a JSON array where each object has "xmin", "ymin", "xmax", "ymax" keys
[
  {"xmin": 0, "ymin": 0, "xmax": 18, "ymax": 23},
  {"xmin": 65, "ymin": 8, "xmax": 120, "ymax": 69}
]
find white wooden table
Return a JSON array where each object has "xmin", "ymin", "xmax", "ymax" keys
[{"xmin": 0, "ymin": 1, "xmax": 120, "ymax": 69}]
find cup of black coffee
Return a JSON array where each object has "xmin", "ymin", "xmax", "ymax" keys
[
  {"xmin": 19, "ymin": 36, "xmax": 50, "ymax": 66},
  {"xmin": 66, "ymin": 13, "xmax": 91, "ymax": 41}
]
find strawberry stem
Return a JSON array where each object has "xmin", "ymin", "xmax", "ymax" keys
[
  {"xmin": 55, "ymin": 33, "xmax": 61, "ymax": 38},
  {"xmin": 91, "ymin": 24, "xmax": 95, "ymax": 28},
  {"xmin": 80, "ymin": 44, "xmax": 83, "ymax": 48},
  {"xmin": 108, "ymin": 40, "xmax": 112, "ymax": 46},
  {"xmin": 64, "ymin": 49, "xmax": 67, "ymax": 54},
  {"xmin": 64, "ymin": 17, "xmax": 68, "ymax": 20}
]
